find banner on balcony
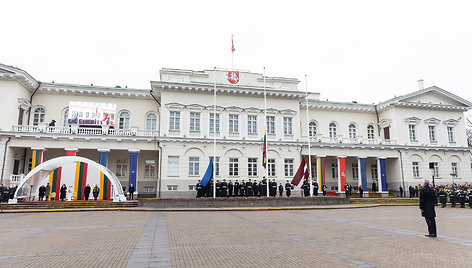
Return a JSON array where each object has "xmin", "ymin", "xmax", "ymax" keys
[{"xmin": 68, "ymin": 101, "xmax": 116, "ymax": 126}]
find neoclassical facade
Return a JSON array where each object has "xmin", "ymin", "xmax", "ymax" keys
[{"xmin": 0, "ymin": 63, "xmax": 471, "ymax": 198}]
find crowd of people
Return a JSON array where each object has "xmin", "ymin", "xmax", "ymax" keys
[
  {"xmin": 0, "ymin": 184, "xmax": 17, "ymax": 202},
  {"xmin": 409, "ymin": 183, "xmax": 472, "ymax": 208}
]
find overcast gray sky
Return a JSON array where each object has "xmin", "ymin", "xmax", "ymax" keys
[{"xmin": 1, "ymin": 0, "xmax": 471, "ymax": 105}]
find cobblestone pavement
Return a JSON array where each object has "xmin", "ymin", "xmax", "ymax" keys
[{"xmin": 0, "ymin": 206, "xmax": 471, "ymax": 267}]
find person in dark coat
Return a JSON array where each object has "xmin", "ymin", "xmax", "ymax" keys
[
  {"xmin": 285, "ymin": 181, "xmax": 292, "ymax": 197},
  {"xmin": 419, "ymin": 180, "xmax": 437, "ymax": 237},
  {"xmin": 239, "ymin": 181, "xmax": 246, "ymax": 197},
  {"xmin": 438, "ymin": 188, "xmax": 447, "ymax": 208},
  {"xmin": 38, "ymin": 185, "xmax": 46, "ymax": 201},
  {"xmin": 60, "ymin": 184, "xmax": 67, "ymax": 201},
  {"xmin": 196, "ymin": 180, "xmax": 203, "ymax": 198},
  {"xmin": 458, "ymin": 189, "xmax": 466, "ymax": 208},
  {"xmin": 261, "ymin": 178, "xmax": 267, "ymax": 197},
  {"xmin": 278, "ymin": 183, "xmax": 283, "ymax": 197},
  {"xmin": 322, "ymin": 184, "xmax": 327, "ymax": 196},
  {"xmin": 303, "ymin": 180, "xmax": 310, "ymax": 197},
  {"xmin": 246, "ymin": 179, "xmax": 253, "ymax": 196},
  {"xmin": 359, "ymin": 185, "xmax": 364, "ymax": 198},
  {"xmin": 313, "ymin": 182, "xmax": 319, "ymax": 196},
  {"xmin": 129, "ymin": 184, "xmax": 135, "ymax": 200},
  {"xmin": 449, "ymin": 189, "xmax": 457, "ymax": 208},
  {"xmin": 234, "ymin": 180, "xmax": 239, "ymax": 197},
  {"xmin": 221, "ymin": 179, "xmax": 228, "ymax": 197},
  {"xmin": 399, "ymin": 186, "xmax": 404, "ymax": 197},
  {"xmin": 93, "ymin": 185, "xmax": 100, "ymax": 200},
  {"xmin": 270, "ymin": 179, "xmax": 277, "ymax": 197},
  {"xmin": 253, "ymin": 180, "xmax": 259, "ymax": 197},
  {"xmin": 228, "ymin": 180, "xmax": 233, "ymax": 197},
  {"xmin": 84, "ymin": 184, "xmax": 91, "ymax": 200}
]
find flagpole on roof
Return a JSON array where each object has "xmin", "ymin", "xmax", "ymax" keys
[
  {"xmin": 231, "ymin": 34, "xmax": 234, "ymax": 69},
  {"xmin": 305, "ymin": 75, "xmax": 313, "ymax": 197},
  {"xmin": 213, "ymin": 74, "xmax": 217, "ymax": 199},
  {"xmin": 264, "ymin": 67, "xmax": 269, "ymax": 197}
]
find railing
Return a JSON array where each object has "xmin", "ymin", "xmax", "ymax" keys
[
  {"xmin": 12, "ymin": 125, "xmax": 159, "ymax": 137},
  {"xmin": 10, "ymin": 174, "xmax": 24, "ymax": 183},
  {"xmin": 307, "ymin": 136, "xmax": 397, "ymax": 145}
]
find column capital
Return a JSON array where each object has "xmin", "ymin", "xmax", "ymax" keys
[
  {"xmin": 128, "ymin": 149, "xmax": 140, "ymax": 153},
  {"xmin": 98, "ymin": 149, "xmax": 111, "ymax": 152}
]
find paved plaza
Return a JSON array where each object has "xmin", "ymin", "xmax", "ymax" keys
[{"xmin": 0, "ymin": 206, "xmax": 471, "ymax": 267}]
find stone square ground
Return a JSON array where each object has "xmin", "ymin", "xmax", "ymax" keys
[{"xmin": 0, "ymin": 206, "xmax": 471, "ymax": 267}]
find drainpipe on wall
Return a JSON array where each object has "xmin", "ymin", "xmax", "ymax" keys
[
  {"xmin": 150, "ymin": 89, "xmax": 162, "ymax": 198},
  {"xmin": 1, "ymin": 137, "xmax": 12, "ymax": 185},
  {"xmin": 398, "ymin": 149, "xmax": 405, "ymax": 194}
]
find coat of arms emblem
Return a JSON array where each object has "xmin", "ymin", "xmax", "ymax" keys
[{"xmin": 227, "ymin": 71, "xmax": 239, "ymax": 84}]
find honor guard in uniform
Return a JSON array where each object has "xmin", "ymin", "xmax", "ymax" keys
[
  {"xmin": 313, "ymin": 182, "xmax": 319, "ymax": 196},
  {"xmin": 261, "ymin": 178, "xmax": 267, "ymax": 196},
  {"xmin": 270, "ymin": 179, "xmax": 277, "ymax": 197},
  {"xmin": 253, "ymin": 180, "xmax": 259, "ymax": 197},
  {"xmin": 303, "ymin": 180, "xmax": 310, "ymax": 197},
  {"xmin": 196, "ymin": 180, "xmax": 203, "ymax": 198},
  {"xmin": 228, "ymin": 180, "xmax": 233, "ymax": 197},
  {"xmin": 458, "ymin": 189, "xmax": 466, "ymax": 208},
  {"xmin": 234, "ymin": 180, "xmax": 240, "ymax": 196},
  {"xmin": 322, "ymin": 184, "xmax": 327, "ymax": 196},
  {"xmin": 344, "ymin": 183, "xmax": 349, "ymax": 198},
  {"xmin": 438, "ymin": 188, "xmax": 447, "ymax": 208},
  {"xmin": 221, "ymin": 179, "xmax": 228, "ymax": 197},
  {"xmin": 278, "ymin": 183, "xmax": 283, "ymax": 196},
  {"xmin": 215, "ymin": 180, "xmax": 221, "ymax": 197},
  {"xmin": 239, "ymin": 180, "xmax": 246, "ymax": 197},
  {"xmin": 285, "ymin": 180, "xmax": 292, "ymax": 197},
  {"xmin": 246, "ymin": 179, "xmax": 252, "ymax": 196},
  {"xmin": 449, "ymin": 189, "xmax": 457, "ymax": 208},
  {"xmin": 468, "ymin": 190, "xmax": 472, "ymax": 208}
]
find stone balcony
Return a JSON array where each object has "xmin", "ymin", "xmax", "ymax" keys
[
  {"xmin": 12, "ymin": 124, "xmax": 159, "ymax": 137},
  {"xmin": 304, "ymin": 134, "xmax": 397, "ymax": 145}
]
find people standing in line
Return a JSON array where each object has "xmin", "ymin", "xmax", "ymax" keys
[
  {"xmin": 322, "ymin": 184, "xmax": 327, "ymax": 196},
  {"xmin": 60, "ymin": 184, "xmax": 67, "ymax": 201},
  {"xmin": 38, "ymin": 185, "xmax": 46, "ymax": 201},
  {"xmin": 278, "ymin": 183, "xmax": 283, "ymax": 197},
  {"xmin": 438, "ymin": 188, "xmax": 447, "ymax": 208},
  {"xmin": 313, "ymin": 182, "xmax": 319, "ymax": 196},
  {"xmin": 399, "ymin": 186, "xmax": 404, "ymax": 197},
  {"xmin": 129, "ymin": 184, "xmax": 135, "ymax": 200},
  {"xmin": 359, "ymin": 185, "xmax": 364, "ymax": 198},
  {"xmin": 419, "ymin": 180, "xmax": 437, "ymax": 238},
  {"xmin": 285, "ymin": 180, "xmax": 291, "ymax": 197},
  {"xmin": 93, "ymin": 185, "xmax": 100, "ymax": 200},
  {"xmin": 45, "ymin": 183, "xmax": 51, "ymax": 201},
  {"xmin": 84, "ymin": 184, "xmax": 91, "ymax": 201}
]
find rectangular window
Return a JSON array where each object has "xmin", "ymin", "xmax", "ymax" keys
[
  {"xmin": 116, "ymin": 160, "xmax": 127, "ymax": 177},
  {"xmin": 210, "ymin": 156, "xmax": 220, "ymax": 176},
  {"xmin": 167, "ymin": 156, "xmax": 179, "ymax": 176},
  {"xmin": 189, "ymin": 112, "xmax": 200, "ymax": 132},
  {"xmin": 284, "ymin": 159, "xmax": 294, "ymax": 177},
  {"xmin": 247, "ymin": 115, "xmax": 257, "ymax": 134},
  {"xmin": 143, "ymin": 187, "xmax": 155, "ymax": 192},
  {"xmin": 248, "ymin": 158, "xmax": 258, "ymax": 176},
  {"xmin": 169, "ymin": 111, "xmax": 180, "ymax": 131},
  {"xmin": 188, "ymin": 185, "xmax": 196, "ymax": 191},
  {"xmin": 268, "ymin": 159, "xmax": 276, "ymax": 177},
  {"xmin": 428, "ymin": 125, "xmax": 437, "ymax": 142},
  {"xmin": 229, "ymin": 158, "xmax": 239, "ymax": 176},
  {"xmin": 371, "ymin": 164, "xmax": 378, "ymax": 179},
  {"xmin": 283, "ymin": 117, "xmax": 293, "ymax": 135},
  {"xmin": 209, "ymin": 113, "xmax": 220, "ymax": 133},
  {"xmin": 188, "ymin": 157, "xmax": 200, "ymax": 176},
  {"xmin": 266, "ymin": 116, "xmax": 275, "ymax": 134},
  {"xmin": 229, "ymin": 114, "xmax": 239, "ymax": 133},
  {"xmin": 352, "ymin": 163, "xmax": 359, "ymax": 179},
  {"xmin": 432, "ymin": 162, "xmax": 439, "ymax": 177},
  {"xmin": 408, "ymin": 124, "xmax": 416, "ymax": 141},
  {"xmin": 167, "ymin": 185, "xmax": 178, "ymax": 191},
  {"xmin": 144, "ymin": 160, "xmax": 156, "ymax": 177},
  {"xmin": 451, "ymin": 162, "xmax": 458, "ymax": 177},
  {"xmin": 447, "ymin": 126, "xmax": 455, "ymax": 143},
  {"xmin": 331, "ymin": 163, "xmax": 338, "ymax": 179},
  {"xmin": 412, "ymin": 162, "xmax": 420, "ymax": 178}
]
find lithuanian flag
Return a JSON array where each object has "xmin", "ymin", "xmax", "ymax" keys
[{"xmin": 262, "ymin": 130, "xmax": 267, "ymax": 168}]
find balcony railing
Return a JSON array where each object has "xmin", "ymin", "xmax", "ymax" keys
[
  {"xmin": 10, "ymin": 174, "xmax": 24, "ymax": 183},
  {"xmin": 12, "ymin": 125, "xmax": 159, "ymax": 137},
  {"xmin": 305, "ymin": 135, "xmax": 396, "ymax": 145}
]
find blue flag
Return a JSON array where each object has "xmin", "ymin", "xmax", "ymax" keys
[{"xmin": 200, "ymin": 157, "xmax": 213, "ymax": 187}]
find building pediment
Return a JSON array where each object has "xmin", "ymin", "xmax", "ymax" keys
[
  {"xmin": 404, "ymin": 117, "xmax": 421, "ymax": 124},
  {"xmin": 424, "ymin": 118, "xmax": 441, "ymax": 125}
]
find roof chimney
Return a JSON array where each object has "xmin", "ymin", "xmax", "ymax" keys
[{"xmin": 417, "ymin": 79, "xmax": 424, "ymax": 90}]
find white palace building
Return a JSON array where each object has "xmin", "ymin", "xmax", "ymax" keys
[{"xmin": 0, "ymin": 62, "xmax": 471, "ymax": 199}]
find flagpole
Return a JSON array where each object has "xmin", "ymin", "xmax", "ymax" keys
[
  {"xmin": 231, "ymin": 34, "xmax": 234, "ymax": 69},
  {"xmin": 305, "ymin": 75, "xmax": 313, "ymax": 197},
  {"xmin": 263, "ymin": 67, "xmax": 269, "ymax": 197},
  {"xmin": 213, "ymin": 77, "xmax": 217, "ymax": 198}
]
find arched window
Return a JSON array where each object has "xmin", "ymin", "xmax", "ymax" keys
[
  {"xmin": 367, "ymin": 125, "xmax": 375, "ymax": 139},
  {"xmin": 118, "ymin": 111, "xmax": 130, "ymax": 129},
  {"xmin": 62, "ymin": 108, "xmax": 69, "ymax": 127},
  {"xmin": 146, "ymin": 113, "xmax": 157, "ymax": 130},
  {"xmin": 329, "ymin": 122, "xmax": 337, "ymax": 137},
  {"xmin": 32, "ymin": 107, "xmax": 45, "ymax": 126},
  {"xmin": 349, "ymin": 124, "xmax": 356, "ymax": 138},
  {"xmin": 309, "ymin": 121, "xmax": 317, "ymax": 137}
]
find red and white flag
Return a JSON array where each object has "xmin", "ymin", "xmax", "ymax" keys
[
  {"xmin": 291, "ymin": 157, "xmax": 309, "ymax": 188},
  {"xmin": 231, "ymin": 35, "xmax": 235, "ymax": 53}
]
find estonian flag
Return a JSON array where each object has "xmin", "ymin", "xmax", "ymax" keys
[{"xmin": 200, "ymin": 157, "xmax": 213, "ymax": 187}]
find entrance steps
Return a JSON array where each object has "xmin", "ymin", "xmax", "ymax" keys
[
  {"xmin": 0, "ymin": 200, "xmax": 138, "ymax": 210},
  {"xmin": 350, "ymin": 197, "xmax": 418, "ymax": 204}
]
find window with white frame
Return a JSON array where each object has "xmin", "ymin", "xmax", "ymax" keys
[
  {"xmin": 431, "ymin": 162, "xmax": 439, "ymax": 177},
  {"xmin": 248, "ymin": 158, "xmax": 258, "ymax": 176},
  {"xmin": 371, "ymin": 164, "xmax": 378, "ymax": 179},
  {"xmin": 428, "ymin": 125, "xmax": 437, "ymax": 142},
  {"xmin": 210, "ymin": 156, "xmax": 220, "ymax": 176},
  {"xmin": 268, "ymin": 159, "xmax": 276, "ymax": 177},
  {"xmin": 349, "ymin": 124, "xmax": 356, "ymax": 139},
  {"xmin": 146, "ymin": 113, "xmax": 157, "ymax": 130},
  {"xmin": 331, "ymin": 163, "xmax": 338, "ymax": 178},
  {"xmin": 447, "ymin": 126, "xmax": 455, "ymax": 143},
  {"xmin": 144, "ymin": 160, "xmax": 155, "ymax": 177},
  {"xmin": 209, "ymin": 113, "xmax": 220, "ymax": 133},
  {"xmin": 167, "ymin": 185, "xmax": 178, "ymax": 191},
  {"xmin": 229, "ymin": 158, "xmax": 239, "ymax": 176},
  {"xmin": 144, "ymin": 187, "xmax": 156, "ymax": 192},
  {"xmin": 169, "ymin": 111, "xmax": 180, "ymax": 131},
  {"xmin": 188, "ymin": 185, "xmax": 196, "ymax": 191},
  {"xmin": 412, "ymin": 162, "xmax": 420, "ymax": 178},
  {"xmin": 62, "ymin": 108, "xmax": 69, "ymax": 127},
  {"xmin": 167, "ymin": 156, "xmax": 179, "ymax": 176},
  {"xmin": 119, "ymin": 111, "xmax": 130, "ymax": 129},
  {"xmin": 451, "ymin": 162, "xmax": 458, "ymax": 177},
  {"xmin": 367, "ymin": 125, "xmax": 375, "ymax": 139},
  {"xmin": 283, "ymin": 117, "xmax": 293, "ymax": 135},
  {"xmin": 352, "ymin": 163, "xmax": 358, "ymax": 179},
  {"xmin": 229, "ymin": 114, "xmax": 239, "ymax": 133},
  {"xmin": 309, "ymin": 122, "xmax": 317, "ymax": 137},
  {"xmin": 329, "ymin": 123, "xmax": 337, "ymax": 137},
  {"xmin": 247, "ymin": 115, "xmax": 257, "ymax": 134},
  {"xmin": 189, "ymin": 112, "xmax": 200, "ymax": 132},
  {"xmin": 284, "ymin": 159, "xmax": 294, "ymax": 177},
  {"xmin": 188, "ymin": 157, "xmax": 200, "ymax": 176},
  {"xmin": 33, "ymin": 107, "xmax": 45, "ymax": 126},
  {"xmin": 116, "ymin": 160, "xmax": 128, "ymax": 177},
  {"xmin": 266, "ymin": 116, "xmax": 275, "ymax": 134},
  {"xmin": 408, "ymin": 124, "xmax": 417, "ymax": 141}
]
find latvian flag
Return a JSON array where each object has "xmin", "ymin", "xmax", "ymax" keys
[{"xmin": 291, "ymin": 157, "xmax": 309, "ymax": 188}]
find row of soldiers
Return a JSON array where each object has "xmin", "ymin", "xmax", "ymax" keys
[
  {"xmin": 0, "ymin": 185, "xmax": 17, "ymax": 203},
  {"xmin": 437, "ymin": 186, "xmax": 472, "ymax": 208}
]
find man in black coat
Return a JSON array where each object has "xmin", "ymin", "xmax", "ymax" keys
[
  {"xmin": 303, "ymin": 180, "xmax": 310, "ymax": 197},
  {"xmin": 84, "ymin": 184, "xmax": 91, "ymax": 200},
  {"xmin": 313, "ymin": 182, "xmax": 319, "ymax": 196},
  {"xmin": 419, "ymin": 180, "xmax": 437, "ymax": 237},
  {"xmin": 221, "ymin": 179, "xmax": 228, "ymax": 197},
  {"xmin": 285, "ymin": 181, "xmax": 292, "ymax": 197},
  {"xmin": 234, "ymin": 180, "xmax": 239, "ymax": 197},
  {"xmin": 228, "ymin": 180, "xmax": 233, "ymax": 197}
]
